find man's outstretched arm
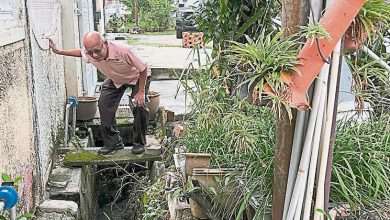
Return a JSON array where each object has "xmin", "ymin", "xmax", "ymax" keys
[{"xmin": 48, "ymin": 38, "xmax": 82, "ymax": 57}]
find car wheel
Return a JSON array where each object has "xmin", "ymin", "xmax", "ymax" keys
[{"xmin": 176, "ymin": 30, "xmax": 183, "ymax": 39}]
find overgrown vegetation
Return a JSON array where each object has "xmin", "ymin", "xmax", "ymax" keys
[
  {"xmin": 121, "ymin": 0, "xmax": 175, "ymax": 31},
  {"xmin": 332, "ymin": 114, "xmax": 390, "ymax": 218}
]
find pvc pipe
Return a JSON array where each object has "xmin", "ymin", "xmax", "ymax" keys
[
  {"xmin": 302, "ymin": 71, "xmax": 328, "ymax": 220},
  {"xmin": 0, "ymin": 201, "xmax": 4, "ymax": 212},
  {"xmin": 294, "ymin": 177, "xmax": 307, "ymax": 220},
  {"xmin": 64, "ymin": 104, "xmax": 71, "ymax": 146},
  {"xmin": 88, "ymin": 128, "xmax": 95, "ymax": 148},
  {"xmin": 10, "ymin": 206, "xmax": 16, "ymax": 220},
  {"xmin": 362, "ymin": 45, "xmax": 390, "ymax": 72},
  {"xmin": 282, "ymin": 0, "xmax": 365, "ymax": 109},
  {"xmin": 313, "ymin": 40, "xmax": 342, "ymax": 220},
  {"xmin": 285, "ymin": 64, "xmax": 328, "ymax": 220},
  {"xmin": 282, "ymin": 110, "xmax": 306, "ymax": 220},
  {"xmin": 72, "ymin": 106, "xmax": 77, "ymax": 136}
]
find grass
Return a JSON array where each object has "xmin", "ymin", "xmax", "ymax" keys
[
  {"xmin": 331, "ymin": 113, "xmax": 390, "ymax": 217},
  {"xmin": 127, "ymin": 36, "xmax": 182, "ymax": 48},
  {"xmin": 142, "ymin": 30, "xmax": 176, "ymax": 35}
]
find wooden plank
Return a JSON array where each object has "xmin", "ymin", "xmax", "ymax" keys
[{"xmin": 63, "ymin": 147, "xmax": 162, "ymax": 166}]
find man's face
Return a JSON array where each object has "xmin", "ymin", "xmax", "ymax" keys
[{"xmin": 85, "ymin": 41, "xmax": 107, "ymax": 62}]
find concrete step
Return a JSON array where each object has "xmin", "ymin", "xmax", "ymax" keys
[
  {"xmin": 47, "ymin": 166, "xmax": 81, "ymax": 202},
  {"xmin": 35, "ymin": 200, "xmax": 79, "ymax": 220}
]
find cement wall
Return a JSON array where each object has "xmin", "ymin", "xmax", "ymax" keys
[
  {"xmin": 27, "ymin": 1, "xmax": 67, "ymax": 201},
  {"xmin": 0, "ymin": 40, "xmax": 36, "ymax": 213},
  {"xmin": 58, "ymin": 0, "xmax": 83, "ymax": 97}
]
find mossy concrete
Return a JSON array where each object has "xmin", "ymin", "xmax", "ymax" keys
[{"xmin": 64, "ymin": 148, "xmax": 162, "ymax": 166}]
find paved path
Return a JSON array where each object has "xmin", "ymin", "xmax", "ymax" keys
[
  {"xmin": 107, "ymin": 34, "xmax": 201, "ymax": 115},
  {"xmin": 110, "ymin": 34, "xmax": 211, "ymax": 69}
]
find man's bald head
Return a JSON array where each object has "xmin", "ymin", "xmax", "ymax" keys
[{"xmin": 83, "ymin": 31, "xmax": 103, "ymax": 48}]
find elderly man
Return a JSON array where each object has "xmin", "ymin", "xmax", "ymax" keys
[{"xmin": 49, "ymin": 31, "xmax": 151, "ymax": 155}]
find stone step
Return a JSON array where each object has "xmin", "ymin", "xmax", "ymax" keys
[
  {"xmin": 47, "ymin": 166, "xmax": 81, "ymax": 202},
  {"xmin": 35, "ymin": 200, "xmax": 79, "ymax": 220}
]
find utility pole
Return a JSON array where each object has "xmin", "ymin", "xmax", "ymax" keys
[{"xmin": 272, "ymin": 1, "xmax": 309, "ymax": 219}]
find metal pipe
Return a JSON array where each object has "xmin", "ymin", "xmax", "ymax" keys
[
  {"xmin": 313, "ymin": 40, "xmax": 342, "ymax": 220},
  {"xmin": 72, "ymin": 106, "xmax": 77, "ymax": 136},
  {"xmin": 88, "ymin": 127, "xmax": 95, "ymax": 148},
  {"xmin": 362, "ymin": 45, "xmax": 390, "ymax": 72},
  {"xmin": 0, "ymin": 201, "xmax": 5, "ymax": 212},
  {"xmin": 10, "ymin": 206, "xmax": 16, "ymax": 220},
  {"xmin": 64, "ymin": 104, "xmax": 71, "ymax": 146}
]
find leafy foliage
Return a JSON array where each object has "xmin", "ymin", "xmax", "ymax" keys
[
  {"xmin": 332, "ymin": 114, "xmax": 390, "ymax": 217},
  {"xmin": 225, "ymin": 32, "xmax": 302, "ymax": 118},
  {"xmin": 0, "ymin": 174, "xmax": 34, "ymax": 220},
  {"xmin": 194, "ymin": 0, "xmax": 280, "ymax": 57},
  {"xmin": 142, "ymin": 178, "xmax": 169, "ymax": 220},
  {"xmin": 121, "ymin": 0, "xmax": 175, "ymax": 31},
  {"xmin": 350, "ymin": 0, "xmax": 390, "ymax": 45}
]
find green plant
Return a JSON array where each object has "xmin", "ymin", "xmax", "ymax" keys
[
  {"xmin": 142, "ymin": 178, "xmax": 169, "ymax": 220},
  {"xmin": 122, "ymin": 0, "xmax": 175, "ymax": 31},
  {"xmin": 349, "ymin": 0, "xmax": 390, "ymax": 45},
  {"xmin": 300, "ymin": 23, "xmax": 332, "ymax": 46},
  {"xmin": 0, "ymin": 174, "xmax": 34, "ymax": 220},
  {"xmin": 194, "ymin": 0, "xmax": 280, "ymax": 58},
  {"xmin": 108, "ymin": 15, "xmax": 126, "ymax": 32},
  {"xmin": 225, "ymin": 31, "xmax": 302, "ymax": 119},
  {"xmin": 346, "ymin": 52, "xmax": 390, "ymax": 114},
  {"xmin": 331, "ymin": 114, "xmax": 390, "ymax": 218}
]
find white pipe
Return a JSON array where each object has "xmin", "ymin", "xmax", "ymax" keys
[
  {"xmin": 10, "ymin": 206, "xmax": 16, "ymax": 220},
  {"xmin": 88, "ymin": 127, "xmax": 95, "ymax": 148},
  {"xmin": 64, "ymin": 104, "xmax": 71, "ymax": 146},
  {"xmin": 313, "ymin": 40, "xmax": 342, "ymax": 220},
  {"xmin": 362, "ymin": 45, "xmax": 390, "ymax": 72},
  {"xmin": 0, "ymin": 201, "xmax": 5, "ymax": 212},
  {"xmin": 285, "ymin": 64, "xmax": 328, "ymax": 220},
  {"xmin": 293, "ymin": 179, "xmax": 306, "ymax": 220},
  {"xmin": 283, "ymin": 110, "xmax": 306, "ymax": 220},
  {"xmin": 302, "ymin": 73, "xmax": 328, "ymax": 220},
  {"xmin": 72, "ymin": 106, "xmax": 77, "ymax": 136}
]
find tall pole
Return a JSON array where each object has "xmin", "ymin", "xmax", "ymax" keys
[
  {"xmin": 272, "ymin": 1, "xmax": 309, "ymax": 219},
  {"xmin": 134, "ymin": 0, "xmax": 139, "ymax": 26}
]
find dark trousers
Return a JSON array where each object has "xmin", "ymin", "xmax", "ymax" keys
[{"xmin": 99, "ymin": 77, "xmax": 150, "ymax": 147}]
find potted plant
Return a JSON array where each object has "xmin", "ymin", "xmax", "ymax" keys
[{"xmin": 344, "ymin": 0, "xmax": 390, "ymax": 50}]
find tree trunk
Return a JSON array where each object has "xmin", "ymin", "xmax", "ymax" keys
[
  {"xmin": 272, "ymin": 1, "xmax": 309, "ymax": 220},
  {"xmin": 134, "ymin": 0, "xmax": 139, "ymax": 26}
]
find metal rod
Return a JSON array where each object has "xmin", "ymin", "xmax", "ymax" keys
[
  {"xmin": 64, "ymin": 104, "xmax": 71, "ymax": 146},
  {"xmin": 88, "ymin": 127, "xmax": 95, "ymax": 148},
  {"xmin": 0, "ymin": 201, "xmax": 5, "ymax": 212},
  {"xmin": 10, "ymin": 206, "xmax": 16, "ymax": 220},
  {"xmin": 72, "ymin": 106, "xmax": 77, "ymax": 136}
]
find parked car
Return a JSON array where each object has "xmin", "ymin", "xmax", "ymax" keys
[{"xmin": 175, "ymin": 0, "xmax": 199, "ymax": 39}]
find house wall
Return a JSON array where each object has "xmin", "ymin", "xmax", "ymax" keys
[
  {"xmin": 27, "ymin": 0, "xmax": 66, "ymax": 200},
  {"xmin": 0, "ymin": 0, "xmax": 35, "ymax": 212},
  {"xmin": 0, "ymin": 0, "xmax": 68, "ymax": 213}
]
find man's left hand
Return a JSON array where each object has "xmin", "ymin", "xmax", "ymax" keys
[{"xmin": 133, "ymin": 91, "xmax": 145, "ymax": 107}]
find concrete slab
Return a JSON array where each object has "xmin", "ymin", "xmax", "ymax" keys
[
  {"xmin": 150, "ymin": 80, "xmax": 194, "ymax": 116},
  {"xmin": 36, "ymin": 200, "xmax": 79, "ymax": 220},
  {"xmin": 47, "ymin": 166, "xmax": 81, "ymax": 200}
]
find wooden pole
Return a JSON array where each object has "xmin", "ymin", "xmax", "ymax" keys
[{"xmin": 272, "ymin": 1, "xmax": 309, "ymax": 219}]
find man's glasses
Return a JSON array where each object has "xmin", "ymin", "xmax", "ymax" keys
[{"xmin": 85, "ymin": 43, "xmax": 104, "ymax": 56}]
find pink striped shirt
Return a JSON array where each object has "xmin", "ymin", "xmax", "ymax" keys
[{"xmin": 81, "ymin": 41, "xmax": 151, "ymax": 88}]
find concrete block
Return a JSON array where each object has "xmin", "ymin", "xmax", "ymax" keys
[
  {"xmin": 36, "ymin": 200, "xmax": 79, "ymax": 220},
  {"xmin": 145, "ymin": 135, "xmax": 162, "ymax": 155},
  {"xmin": 47, "ymin": 166, "xmax": 81, "ymax": 202}
]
